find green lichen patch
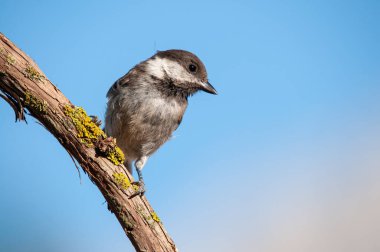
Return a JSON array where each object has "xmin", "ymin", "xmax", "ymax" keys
[
  {"xmin": 112, "ymin": 172, "xmax": 131, "ymax": 190},
  {"xmin": 136, "ymin": 205, "xmax": 150, "ymax": 222},
  {"xmin": 151, "ymin": 212, "xmax": 161, "ymax": 223},
  {"xmin": 121, "ymin": 215, "xmax": 134, "ymax": 231},
  {"xmin": 6, "ymin": 54, "xmax": 15, "ymax": 66},
  {"xmin": 25, "ymin": 64, "xmax": 44, "ymax": 81},
  {"xmin": 24, "ymin": 92, "xmax": 47, "ymax": 113},
  {"xmin": 0, "ymin": 48, "xmax": 15, "ymax": 67},
  {"xmin": 106, "ymin": 195, "xmax": 134, "ymax": 230}
]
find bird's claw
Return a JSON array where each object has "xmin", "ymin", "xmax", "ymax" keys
[{"xmin": 129, "ymin": 181, "xmax": 145, "ymax": 198}]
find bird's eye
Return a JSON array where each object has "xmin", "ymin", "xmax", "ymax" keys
[{"xmin": 189, "ymin": 64, "xmax": 197, "ymax": 72}]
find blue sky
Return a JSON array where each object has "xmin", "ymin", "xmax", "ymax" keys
[{"xmin": 1, "ymin": 0, "xmax": 380, "ymax": 251}]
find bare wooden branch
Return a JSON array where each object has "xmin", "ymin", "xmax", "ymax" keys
[{"xmin": 0, "ymin": 33, "xmax": 177, "ymax": 252}]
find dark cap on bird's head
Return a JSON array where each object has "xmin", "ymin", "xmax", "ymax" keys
[{"xmin": 151, "ymin": 49, "xmax": 217, "ymax": 95}]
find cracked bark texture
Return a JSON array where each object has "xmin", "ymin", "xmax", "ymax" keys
[{"xmin": 0, "ymin": 33, "xmax": 177, "ymax": 252}]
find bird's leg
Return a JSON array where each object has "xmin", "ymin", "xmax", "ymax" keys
[{"xmin": 129, "ymin": 156, "xmax": 147, "ymax": 198}]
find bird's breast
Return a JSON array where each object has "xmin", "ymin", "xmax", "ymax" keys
[
  {"xmin": 138, "ymin": 96, "xmax": 186, "ymax": 127},
  {"xmin": 124, "ymin": 95, "xmax": 187, "ymax": 155}
]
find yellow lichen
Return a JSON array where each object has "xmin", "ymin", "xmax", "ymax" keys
[
  {"xmin": 25, "ymin": 64, "xmax": 44, "ymax": 81},
  {"xmin": 151, "ymin": 212, "xmax": 161, "ymax": 223},
  {"xmin": 112, "ymin": 172, "xmax": 131, "ymax": 190},
  {"xmin": 136, "ymin": 204, "xmax": 161, "ymax": 224},
  {"xmin": 63, "ymin": 105, "xmax": 125, "ymax": 165},
  {"xmin": 106, "ymin": 146, "xmax": 125, "ymax": 166},
  {"xmin": 24, "ymin": 92, "xmax": 47, "ymax": 113},
  {"xmin": 63, "ymin": 105, "xmax": 105, "ymax": 144},
  {"xmin": 132, "ymin": 184, "xmax": 140, "ymax": 192}
]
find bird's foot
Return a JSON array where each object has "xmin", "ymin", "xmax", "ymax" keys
[{"xmin": 129, "ymin": 181, "xmax": 145, "ymax": 198}]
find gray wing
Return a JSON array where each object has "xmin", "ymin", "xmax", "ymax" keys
[{"xmin": 106, "ymin": 73, "xmax": 130, "ymax": 98}]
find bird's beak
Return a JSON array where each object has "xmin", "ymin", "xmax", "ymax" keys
[{"xmin": 200, "ymin": 81, "xmax": 217, "ymax": 95}]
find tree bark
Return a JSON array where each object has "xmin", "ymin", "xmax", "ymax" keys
[{"xmin": 0, "ymin": 33, "xmax": 177, "ymax": 252}]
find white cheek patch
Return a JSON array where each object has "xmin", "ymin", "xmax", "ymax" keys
[
  {"xmin": 146, "ymin": 58, "xmax": 166, "ymax": 79},
  {"xmin": 146, "ymin": 57, "xmax": 197, "ymax": 83}
]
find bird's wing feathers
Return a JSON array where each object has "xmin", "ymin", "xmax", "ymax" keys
[{"xmin": 106, "ymin": 73, "xmax": 130, "ymax": 98}]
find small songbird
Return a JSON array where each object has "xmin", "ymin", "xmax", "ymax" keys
[{"xmin": 105, "ymin": 50, "xmax": 217, "ymax": 197}]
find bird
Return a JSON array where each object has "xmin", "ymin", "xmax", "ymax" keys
[{"xmin": 104, "ymin": 49, "xmax": 217, "ymax": 197}]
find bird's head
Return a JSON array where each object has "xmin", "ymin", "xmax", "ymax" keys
[{"xmin": 145, "ymin": 49, "xmax": 217, "ymax": 96}]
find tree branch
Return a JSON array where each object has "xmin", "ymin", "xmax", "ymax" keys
[{"xmin": 0, "ymin": 33, "xmax": 177, "ymax": 252}]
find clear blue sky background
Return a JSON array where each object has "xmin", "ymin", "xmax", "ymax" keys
[{"xmin": 1, "ymin": 0, "xmax": 380, "ymax": 251}]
